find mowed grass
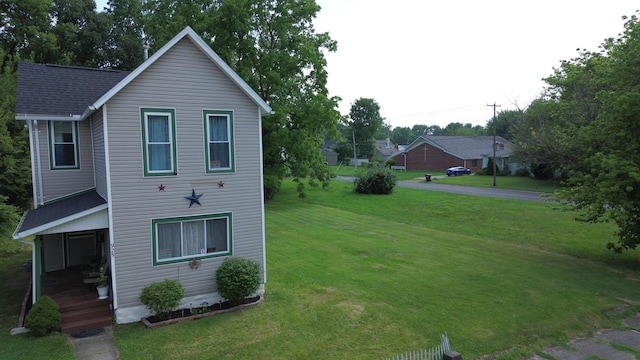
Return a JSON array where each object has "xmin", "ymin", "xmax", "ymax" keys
[
  {"xmin": 114, "ymin": 180, "xmax": 640, "ymax": 360},
  {"xmin": 431, "ymin": 173, "xmax": 561, "ymax": 192},
  {"xmin": 0, "ymin": 249, "xmax": 76, "ymax": 360}
]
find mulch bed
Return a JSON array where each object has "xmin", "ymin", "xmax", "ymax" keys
[{"xmin": 141, "ymin": 295, "xmax": 263, "ymax": 328}]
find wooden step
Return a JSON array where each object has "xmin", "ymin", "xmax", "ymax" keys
[
  {"xmin": 62, "ymin": 305, "xmax": 111, "ymax": 324},
  {"xmin": 57, "ymin": 297, "xmax": 109, "ymax": 313},
  {"xmin": 54, "ymin": 295, "xmax": 112, "ymax": 334},
  {"xmin": 61, "ymin": 314, "xmax": 112, "ymax": 334}
]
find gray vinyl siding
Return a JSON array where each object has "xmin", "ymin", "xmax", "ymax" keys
[
  {"xmin": 106, "ymin": 38, "xmax": 265, "ymax": 308},
  {"xmin": 91, "ymin": 112, "xmax": 108, "ymax": 198},
  {"xmin": 37, "ymin": 120, "xmax": 95, "ymax": 202}
]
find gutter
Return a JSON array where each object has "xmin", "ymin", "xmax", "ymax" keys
[
  {"xmin": 33, "ymin": 120, "xmax": 44, "ymax": 206},
  {"xmin": 16, "ymin": 113, "xmax": 82, "ymax": 122}
]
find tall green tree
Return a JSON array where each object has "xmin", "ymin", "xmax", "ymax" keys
[
  {"xmin": 0, "ymin": 0, "xmax": 58, "ymax": 63},
  {"xmin": 513, "ymin": 12, "xmax": 640, "ymax": 252},
  {"xmin": 484, "ymin": 109, "xmax": 522, "ymax": 140},
  {"xmin": 349, "ymin": 98, "xmax": 383, "ymax": 160},
  {"xmin": 375, "ymin": 121, "xmax": 392, "ymax": 140},
  {"xmin": 390, "ymin": 126, "xmax": 414, "ymax": 145},
  {"xmin": 105, "ymin": 0, "xmax": 144, "ymax": 70},
  {"xmin": 50, "ymin": 0, "xmax": 116, "ymax": 67},
  {"xmin": 0, "ymin": 51, "xmax": 31, "ymax": 230}
]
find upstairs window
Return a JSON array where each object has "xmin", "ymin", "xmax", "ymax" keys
[
  {"xmin": 204, "ymin": 110, "xmax": 234, "ymax": 173},
  {"xmin": 141, "ymin": 108, "xmax": 177, "ymax": 176},
  {"xmin": 49, "ymin": 121, "xmax": 79, "ymax": 169}
]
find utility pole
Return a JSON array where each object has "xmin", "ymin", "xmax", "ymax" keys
[
  {"xmin": 487, "ymin": 102, "xmax": 501, "ymax": 187},
  {"xmin": 352, "ymin": 129, "xmax": 357, "ymax": 169}
]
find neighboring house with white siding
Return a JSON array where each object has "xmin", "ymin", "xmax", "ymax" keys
[{"xmin": 13, "ymin": 27, "xmax": 272, "ymax": 327}]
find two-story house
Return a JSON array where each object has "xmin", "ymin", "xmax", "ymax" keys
[{"xmin": 13, "ymin": 27, "xmax": 272, "ymax": 331}]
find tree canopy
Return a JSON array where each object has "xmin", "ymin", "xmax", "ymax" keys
[
  {"xmin": 512, "ymin": 12, "xmax": 640, "ymax": 252},
  {"xmin": 348, "ymin": 98, "xmax": 383, "ymax": 160}
]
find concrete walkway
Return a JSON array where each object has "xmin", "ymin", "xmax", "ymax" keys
[
  {"xmin": 527, "ymin": 315, "xmax": 640, "ymax": 360},
  {"xmin": 68, "ymin": 326, "xmax": 119, "ymax": 360}
]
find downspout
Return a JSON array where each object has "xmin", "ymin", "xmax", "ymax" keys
[
  {"xmin": 102, "ymin": 104, "xmax": 118, "ymax": 310},
  {"xmin": 258, "ymin": 107, "xmax": 267, "ymax": 284},
  {"xmin": 13, "ymin": 231, "xmax": 37, "ymax": 303},
  {"xmin": 33, "ymin": 120, "xmax": 44, "ymax": 206},
  {"xmin": 27, "ymin": 120, "xmax": 37, "ymax": 208}
]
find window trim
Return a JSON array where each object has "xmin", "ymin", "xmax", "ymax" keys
[
  {"xmin": 48, "ymin": 121, "xmax": 80, "ymax": 170},
  {"xmin": 140, "ymin": 108, "xmax": 177, "ymax": 177},
  {"xmin": 151, "ymin": 213, "xmax": 233, "ymax": 266},
  {"xmin": 203, "ymin": 110, "xmax": 234, "ymax": 173}
]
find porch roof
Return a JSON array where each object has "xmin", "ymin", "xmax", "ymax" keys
[{"xmin": 14, "ymin": 190, "xmax": 108, "ymax": 239}]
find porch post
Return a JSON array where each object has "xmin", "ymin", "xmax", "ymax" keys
[{"xmin": 33, "ymin": 235, "xmax": 43, "ymax": 302}]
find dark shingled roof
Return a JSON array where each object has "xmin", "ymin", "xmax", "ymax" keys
[
  {"xmin": 16, "ymin": 190, "xmax": 107, "ymax": 235},
  {"xmin": 424, "ymin": 135, "xmax": 511, "ymax": 159},
  {"xmin": 16, "ymin": 62, "xmax": 130, "ymax": 117}
]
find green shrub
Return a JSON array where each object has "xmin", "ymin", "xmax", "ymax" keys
[
  {"xmin": 139, "ymin": 279, "xmax": 184, "ymax": 320},
  {"xmin": 515, "ymin": 168, "xmax": 530, "ymax": 177},
  {"xmin": 216, "ymin": 257, "xmax": 261, "ymax": 306},
  {"xmin": 263, "ymin": 174, "xmax": 282, "ymax": 201},
  {"xmin": 24, "ymin": 296, "xmax": 61, "ymax": 337},
  {"xmin": 385, "ymin": 158, "xmax": 396, "ymax": 167},
  {"xmin": 353, "ymin": 165, "xmax": 397, "ymax": 194}
]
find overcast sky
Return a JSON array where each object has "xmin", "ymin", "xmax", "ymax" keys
[{"xmin": 95, "ymin": 0, "xmax": 637, "ymax": 129}]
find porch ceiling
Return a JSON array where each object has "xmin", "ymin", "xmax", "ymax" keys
[{"xmin": 14, "ymin": 190, "xmax": 108, "ymax": 239}]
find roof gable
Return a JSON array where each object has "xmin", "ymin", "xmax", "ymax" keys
[{"xmin": 92, "ymin": 26, "xmax": 272, "ymax": 116}]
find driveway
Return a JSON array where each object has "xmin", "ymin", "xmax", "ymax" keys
[{"xmin": 335, "ymin": 176, "xmax": 545, "ymax": 202}]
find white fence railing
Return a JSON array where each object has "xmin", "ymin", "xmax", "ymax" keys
[{"xmin": 386, "ymin": 333, "xmax": 451, "ymax": 360}]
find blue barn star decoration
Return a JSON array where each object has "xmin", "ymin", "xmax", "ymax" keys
[{"xmin": 185, "ymin": 189, "xmax": 203, "ymax": 208}]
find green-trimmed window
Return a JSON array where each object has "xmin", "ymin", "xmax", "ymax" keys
[
  {"xmin": 152, "ymin": 213, "xmax": 232, "ymax": 265},
  {"xmin": 203, "ymin": 110, "xmax": 234, "ymax": 172},
  {"xmin": 49, "ymin": 121, "xmax": 79, "ymax": 169},
  {"xmin": 141, "ymin": 108, "xmax": 177, "ymax": 176}
]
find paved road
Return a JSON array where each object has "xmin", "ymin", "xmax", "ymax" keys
[{"xmin": 336, "ymin": 176, "xmax": 546, "ymax": 202}]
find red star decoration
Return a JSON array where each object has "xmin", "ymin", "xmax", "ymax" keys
[
  {"xmin": 217, "ymin": 181, "xmax": 225, "ymax": 188},
  {"xmin": 158, "ymin": 184, "xmax": 166, "ymax": 191}
]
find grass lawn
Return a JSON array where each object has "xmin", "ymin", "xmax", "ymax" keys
[
  {"xmin": 0, "ymin": 248, "xmax": 76, "ymax": 360},
  {"xmin": 112, "ymin": 179, "xmax": 640, "ymax": 359}
]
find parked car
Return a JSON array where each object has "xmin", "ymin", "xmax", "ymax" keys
[{"xmin": 446, "ymin": 166, "xmax": 471, "ymax": 176}]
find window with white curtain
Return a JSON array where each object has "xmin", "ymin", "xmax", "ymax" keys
[
  {"xmin": 49, "ymin": 121, "xmax": 79, "ymax": 169},
  {"xmin": 203, "ymin": 110, "xmax": 234, "ymax": 172},
  {"xmin": 153, "ymin": 213, "xmax": 231, "ymax": 265},
  {"xmin": 141, "ymin": 108, "xmax": 176, "ymax": 176}
]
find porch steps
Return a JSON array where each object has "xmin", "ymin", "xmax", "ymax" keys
[{"xmin": 56, "ymin": 297, "xmax": 112, "ymax": 334}]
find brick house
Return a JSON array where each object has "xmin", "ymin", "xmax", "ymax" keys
[{"xmin": 390, "ymin": 135, "xmax": 511, "ymax": 173}]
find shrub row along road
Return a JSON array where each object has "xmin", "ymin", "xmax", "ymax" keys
[{"xmin": 335, "ymin": 176, "xmax": 545, "ymax": 202}]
